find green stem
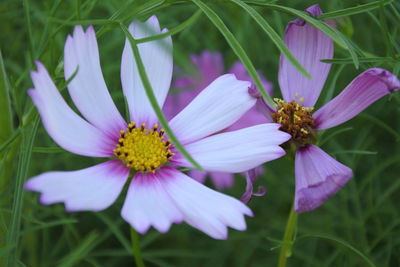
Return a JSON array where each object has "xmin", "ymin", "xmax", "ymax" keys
[
  {"xmin": 130, "ymin": 228, "xmax": 145, "ymax": 267},
  {"xmin": 278, "ymin": 205, "xmax": 298, "ymax": 267}
]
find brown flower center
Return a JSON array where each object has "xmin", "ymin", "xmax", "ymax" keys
[{"xmin": 271, "ymin": 98, "xmax": 315, "ymax": 145}]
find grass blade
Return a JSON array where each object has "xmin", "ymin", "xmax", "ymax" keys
[
  {"xmin": 318, "ymin": 0, "xmax": 393, "ymax": 20},
  {"xmin": 298, "ymin": 234, "xmax": 376, "ymax": 267},
  {"xmin": 230, "ymin": 0, "xmax": 311, "ymax": 80},
  {"xmin": 5, "ymin": 116, "xmax": 39, "ymax": 266}
]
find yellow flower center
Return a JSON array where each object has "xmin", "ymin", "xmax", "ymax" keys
[
  {"xmin": 114, "ymin": 122, "xmax": 174, "ymax": 172},
  {"xmin": 271, "ymin": 98, "xmax": 315, "ymax": 145}
]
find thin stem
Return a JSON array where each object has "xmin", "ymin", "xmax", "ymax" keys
[
  {"xmin": 278, "ymin": 205, "xmax": 298, "ymax": 267},
  {"xmin": 130, "ymin": 228, "xmax": 145, "ymax": 267}
]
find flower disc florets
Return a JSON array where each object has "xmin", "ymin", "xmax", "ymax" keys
[
  {"xmin": 114, "ymin": 122, "xmax": 174, "ymax": 172},
  {"xmin": 272, "ymin": 98, "xmax": 315, "ymax": 145}
]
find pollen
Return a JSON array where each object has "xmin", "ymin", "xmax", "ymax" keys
[
  {"xmin": 271, "ymin": 98, "xmax": 315, "ymax": 144},
  {"xmin": 113, "ymin": 122, "xmax": 174, "ymax": 172}
]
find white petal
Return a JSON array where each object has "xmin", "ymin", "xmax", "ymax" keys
[
  {"xmin": 25, "ymin": 160, "xmax": 129, "ymax": 211},
  {"xmin": 29, "ymin": 61, "xmax": 114, "ymax": 157},
  {"xmin": 64, "ymin": 26, "xmax": 126, "ymax": 139},
  {"xmin": 121, "ymin": 171, "xmax": 184, "ymax": 234},
  {"xmin": 121, "ymin": 16, "xmax": 173, "ymax": 126},
  {"xmin": 175, "ymin": 124, "xmax": 290, "ymax": 172},
  {"xmin": 159, "ymin": 167, "xmax": 252, "ymax": 239},
  {"xmin": 169, "ymin": 74, "xmax": 255, "ymax": 144}
]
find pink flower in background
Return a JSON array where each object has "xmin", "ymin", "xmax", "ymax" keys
[
  {"xmin": 268, "ymin": 4, "xmax": 400, "ymax": 212},
  {"xmin": 24, "ymin": 16, "xmax": 291, "ymax": 239},
  {"xmin": 164, "ymin": 51, "xmax": 273, "ymax": 192}
]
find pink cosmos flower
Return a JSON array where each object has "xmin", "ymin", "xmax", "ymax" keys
[
  {"xmin": 267, "ymin": 5, "xmax": 400, "ymax": 213},
  {"xmin": 24, "ymin": 16, "xmax": 291, "ymax": 239},
  {"xmin": 164, "ymin": 51, "xmax": 273, "ymax": 192}
]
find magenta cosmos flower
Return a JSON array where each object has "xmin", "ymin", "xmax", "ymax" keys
[
  {"xmin": 24, "ymin": 16, "xmax": 290, "ymax": 239},
  {"xmin": 164, "ymin": 51, "xmax": 272, "ymax": 192},
  {"xmin": 267, "ymin": 5, "xmax": 400, "ymax": 212}
]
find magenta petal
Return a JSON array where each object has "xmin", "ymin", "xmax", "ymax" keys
[
  {"xmin": 191, "ymin": 51, "xmax": 224, "ymax": 89},
  {"xmin": 121, "ymin": 16, "xmax": 173, "ymax": 126},
  {"xmin": 314, "ymin": 68, "xmax": 400, "ymax": 130},
  {"xmin": 25, "ymin": 160, "xmax": 129, "ymax": 212},
  {"xmin": 208, "ymin": 172, "xmax": 234, "ymax": 190},
  {"xmin": 165, "ymin": 51, "xmax": 224, "ymax": 120},
  {"xmin": 29, "ymin": 61, "xmax": 115, "ymax": 157},
  {"xmin": 64, "ymin": 25, "xmax": 126, "ymax": 139},
  {"xmin": 294, "ymin": 145, "xmax": 352, "ymax": 213},
  {"xmin": 121, "ymin": 171, "xmax": 184, "ymax": 234},
  {"xmin": 158, "ymin": 167, "xmax": 252, "ymax": 239},
  {"xmin": 278, "ymin": 4, "xmax": 333, "ymax": 107},
  {"xmin": 229, "ymin": 61, "xmax": 273, "ymax": 97}
]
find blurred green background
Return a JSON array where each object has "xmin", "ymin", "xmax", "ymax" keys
[{"xmin": 1, "ymin": 0, "xmax": 400, "ymax": 266}]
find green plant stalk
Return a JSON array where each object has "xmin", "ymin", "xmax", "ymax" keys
[
  {"xmin": 278, "ymin": 205, "xmax": 298, "ymax": 267},
  {"xmin": 130, "ymin": 228, "xmax": 145, "ymax": 267}
]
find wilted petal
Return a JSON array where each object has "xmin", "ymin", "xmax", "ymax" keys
[
  {"xmin": 175, "ymin": 124, "xmax": 290, "ymax": 172},
  {"xmin": 121, "ymin": 16, "xmax": 173, "ymax": 126},
  {"xmin": 64, "ymin": 25, "xmax": 126, "ymax": 139},
  {"xmin": 121, "ymin": 171, "xmax": 184, "ymax": 234},
  {"xmin": 295, "ymin": 145, "xmax": 352, "ymax": 213},
  {"xmin": 314, "ymin": 68, "xmax": 400, "ymax": 130},
  {"xmin": 29, "ymin": 61, "xmax": 114, "ymax": 157},
  {"xmin": 159, "ymin": 167, "xmax": 252, "ymax": 239},
  {"xmin": 25, "ymin": 160, "xmax": 129, "ymax": 211},
  {"xmin": 278, "ymin": 4, "xmax": 334, "ymax": 107},
  {"xmin": 240, "ymin": 167, "xmax": 266, "ymax": 204},
  {"xmin": 169, "ymin": 74, "xmax": 254, "ymax": 144}
]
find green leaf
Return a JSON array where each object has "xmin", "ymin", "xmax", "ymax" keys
[
  {"xmin": 119, "ymin": 23, "xmax": 203, "ymax": 171},
  {"xmin": 318, "ymin": 0, "xmax": 393, "ymax": 20},
  {"xmin": 229, "ymin": 0, "xmax": 311, "ymax": 80},
  {"xmin": 191, "ymin": 0, "xmax": 275, "ymax": 107}
]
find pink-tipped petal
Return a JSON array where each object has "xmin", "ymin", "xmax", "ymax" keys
[
  {"xmin": 314, "ymin": 68, "xmax": 400, "ymax": 130},
  {"xmin": 159, "ymin": 167, "xmax": 252, "ymax": 240},
  {"xmin": 25, "ymin": 160, "xmax": 129, "ymax": 211},
  {"xmin": 121, "ymin": 171, "xmax": 184, "ymax": 234},
  {"xmin": 29, "ymin": 61, "xmax": 114, "ymax": 157},
  {"xmin": 169, "ymin": 74, "xmax": 255, "ymax": 144},
  {"xmin": 278, "ymin": 4, "xmax": 333, "ymax": 107},
  {"xmin": 64, "ymin": 25, "xmax": 126, "ymax": 140},
  {"xmin": 175, "ymin": 124, "xmax": 290, "ymax": 172},
  {"xmin": 295, "ymin": 145, "xmax": 352, "ymax": 213},
  {"xmin": 121, "ymin": 16, "xmax": 173, "ymax": 126}
]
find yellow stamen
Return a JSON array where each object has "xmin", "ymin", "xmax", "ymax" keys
[{"xmin": 114, "ymin": 121, "xmax": 173, "ymax": 172}]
